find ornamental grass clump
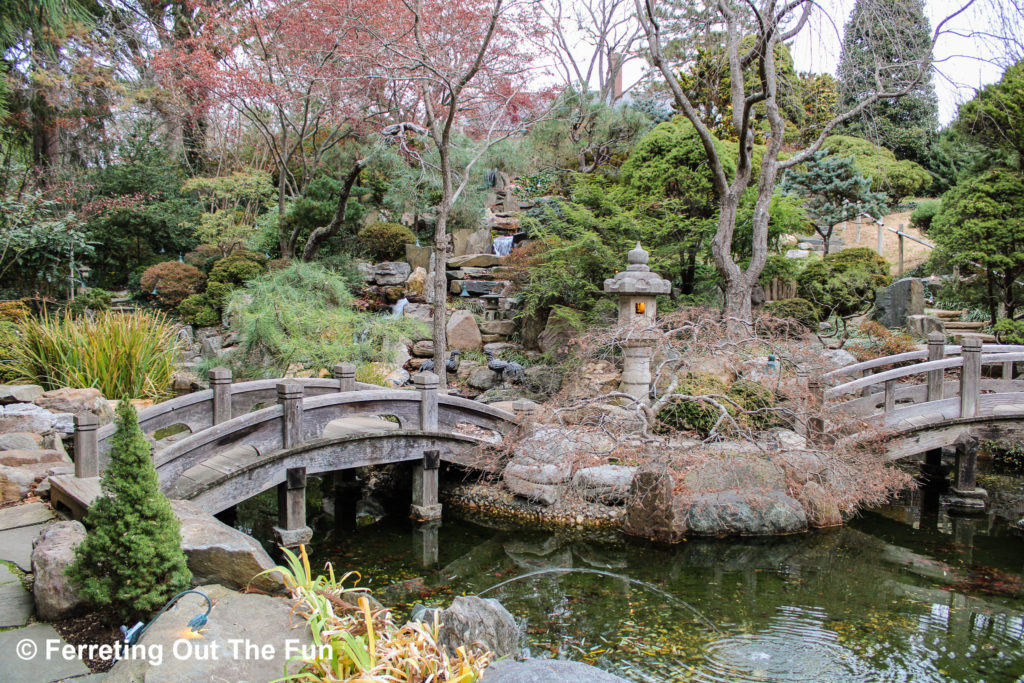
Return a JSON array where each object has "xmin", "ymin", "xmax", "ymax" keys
[
  {"xmin": 8, "ymin": 310, "xmax": 179, "ymax": 399},
  {"xmin": 67, "ymin": 400, "xmax": 191, "ymax": 622},
  {"xmin": 259, "ymin": 546, "xmax": 491, "ymax": 682},
  {"xmin": 225, "ymin": 261, "xmax": 425, "ymax": 373}
]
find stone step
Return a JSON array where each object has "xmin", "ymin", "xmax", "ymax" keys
[
  {"xmin": 944, "ymin": 321, "xmax": 987, "ymax": 330},
  {"xmin": 951, "ymin": 332, "xmax": 996, "ymax": 343},
  {"xmin": 925, "ymin": 309, "xmax": 966, "ymax": 320}
]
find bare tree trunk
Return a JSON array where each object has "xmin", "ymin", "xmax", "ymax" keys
[
  {"xmin": 431, "ymin": 206, "xmax": 450, "ymax": 387},
  {"xmin": 301, "ymin": 159, "xmax": 365, "ymax": 262}
]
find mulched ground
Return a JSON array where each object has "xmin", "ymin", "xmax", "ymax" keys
[{"xmin": 52, "ymin": 611, "xmax": 121, "ymax": 673}]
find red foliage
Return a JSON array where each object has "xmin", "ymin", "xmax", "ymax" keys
[{"xmin": 139, "ymin": 261, "xmax": 206, "ymax": 309}]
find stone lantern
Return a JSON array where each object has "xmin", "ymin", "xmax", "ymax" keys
[{"xmin": 603, "ymin": 243, "xmax": 671, "ymax": 403}]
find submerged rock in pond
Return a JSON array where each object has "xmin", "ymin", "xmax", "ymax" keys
[
  {"xmin": 481, "ymin": 658, "xmax": 629, "ymax": 682},
  {"xmin": 415, "ymin": 595, "xmax": 520, "ymax": 659}
]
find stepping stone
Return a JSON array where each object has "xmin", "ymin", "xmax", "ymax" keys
[
  {"xmin": 0, "ymin": 503, "xmax": 55, "ymax": 571},
  {"xmin": 0, "ymin": 563, "xmax": 33, "ymax": 627},
  {"xmin": 0, "ymin": 623, "xmax": 90, "ymax": 682},
  {"xmin": 0, "ymin": 501, "xmax": 54, "ymax": 530}
]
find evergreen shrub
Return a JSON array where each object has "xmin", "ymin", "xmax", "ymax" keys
[
  {"xmin": 910, "ymin": 200, "xmax": 941, "ymax": 231},
  {"xmin": 67, "ymin": 400, "xmax": 191, "ymax": 622},
  {"xmin": 657, "ymin": 373, "xmax": 731, "ymax": 437},
  {"xmin": 763, "ymin": 297, "xmax": 818, "ymax": 329},
  {"xmin": 797, "ymin": 248, "xmax": 891, "ymax": 316},
  {"xmin": 356, "ymin": 222, "xmax": 417, "ymax": 262}
]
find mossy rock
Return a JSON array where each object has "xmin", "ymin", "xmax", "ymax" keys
[
  {"xmin": 657, "ymin": 373, "xmax": 731, "ymax": 437},
  {"xmin": 727, "ymin": 379, "xmax": 777, "ymax": 429}
]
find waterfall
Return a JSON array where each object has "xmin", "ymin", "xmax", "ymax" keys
[
  {"xmin": 391, "ymin": 297, "xmax": 409, "ymax": 318},
  {"xmin": 493, "ymin": 235, "xmax": 514, "ymax": 256}
]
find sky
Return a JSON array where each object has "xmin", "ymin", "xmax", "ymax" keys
[{"xmin": 789, "ymin": 0, "xmax": 1007, "ymax": 125}]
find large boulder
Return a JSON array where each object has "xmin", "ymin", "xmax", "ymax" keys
[
  {"xmin": 0, "ymin": 403, "xmax": 75, "ymax": 435},
  {"xmin": 433, "ymin": 596, "xmax": 519, "ymax": 659},
  {"xmin": 522, "ymin": 366, "xmax": 563, "ymax": 396},
  {"xmin": 452, "ymin": 227, "xmax": 492, "ymax": 256},
  {"xmin": 375, "ymin": 261, "xmax": 412, "ymax": 286},
  {"xmin": 33, "ymin": 387, "xmax": 115, "ymax": 424},
  {"xmin": 481, "ymin": 659, "xmax": 629, "ymax": 682},
  {"xmin": 536, "ymin": 309, "xmax": 580, "ymax": 356},
  {"xmin": 106, "ymin": 584, "xmax": 311, "ymax": 683},
  {"xmin": 404, "ymin": 266, "xmax": 429, "ymax": 299},
  {"xmin": 0, "ymin": 384, "xmax": 44, "ymax": 404},
  {"xmin": 0, "ymin": 449, "xmax": 70, "ymax": 468},
  {"xmin": 572, "ymin": 465, "xmax": 636, "ymax": 504},
  {"xmin": 31, "ymin": 521, "xmax": 87, "ymax": 620},
  {"xmin": 0, "ymin": 432, "xmax": 44, "ymax": 451},
  {"xmin": 624, "ymin": 458, "xmax": 808, "ymax": 541},
  {"xmin": 404, "ymin": 303, "xmax": 434, "ymax": 324},
  {"xmin": 504, "ymin": 462, "xmax": 572, "ymax": 506},
  {"xmin": 467, "ymin": 368, "xmax": 499, "ymax": 391},
  {"xmin": 448, "ymin": 254, "xmax": 504, "ymax": 268},
  {"xmin": 446, "ymin": 310, "xmax": 483, "ymax": 350},
  {"xmin": 873, "ymin": 277, "xmax": 924, "ymax": 328},
  {"xmin": 171, "ymin": 500, "xmax": 285, "ymax": 594}
]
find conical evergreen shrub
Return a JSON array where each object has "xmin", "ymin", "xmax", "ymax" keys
[{"xmin": 68, "ymin": 400, "xmax": 191, "ymax": 622}]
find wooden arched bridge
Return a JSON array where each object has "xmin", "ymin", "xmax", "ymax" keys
[
  {"xmin": 822, "ymin": 334, "xmax": 1024, "ymax": 459},
  {"xmin": 50, "ymin": 363, "xmax": 529, "ymax": 546}
]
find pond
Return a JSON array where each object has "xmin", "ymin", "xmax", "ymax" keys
[{"xmin": 235, "ymin": 475, "xmax": 1024, "ymax": 682}]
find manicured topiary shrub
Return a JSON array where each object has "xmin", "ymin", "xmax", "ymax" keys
[
  {"xmin": 994, "ymin": 318, "xmax": 1024, "ymax": 344},
  {"xmin": 797, "ymin": 248, "xmax": 891, "ymax": 317},
  {"xmin": 207, "ymin": 249, "xmax": 267, "ymax": 287},
  {"xmin": 657, "ymin": 373, "xmax": 731, "ymax": 437},
  {"xmin": 139, "ymin": 261, "xmax": 206, "ymax": 308},
  {"xmin": 356, "ymin": 222, "xmax": 417, "ymax": 262},
  {"xmin": 763, "ymin": 297, "xmax": 818, "ymax": 329},
  {"xmin": 910, "ymin": 200, "xmax": 940, "ymax": 232},
  {"xmin": 67, "ymin": 400, "xmax": 191, "ymax": 622}
]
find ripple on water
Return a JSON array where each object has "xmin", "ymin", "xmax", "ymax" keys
[{"xmin": 695, "ymin": 605, "xmax": 873, "ymax": 683}]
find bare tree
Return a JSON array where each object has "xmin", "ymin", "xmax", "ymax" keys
[
  {"xmin": 360, "ymin": 0, "xmax": 544, "ymax": 387},
  {"xmin": 635, "ymin": 0, "xmax": 975, "ymax": 337}
]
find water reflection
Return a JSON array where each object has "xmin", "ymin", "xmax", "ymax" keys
[{"xmin": 235, "ymin": 478, "xmax": 1024, "ymax": 682}]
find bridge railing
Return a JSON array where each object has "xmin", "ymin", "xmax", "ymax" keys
[
  {"xmin": 72, "ymin": 369, "xmax": 523, "ymax": 483},
  {"xmin": 825, "ymin": 334, "xmax": 1024, "ymax": 421},
  {"xmin": 87, "ymin": 363, "xmax": 384, "ymax": 459},
  {"xmin": 822, "ymin": 339, "xmax": 1024, "ymax": 383}
]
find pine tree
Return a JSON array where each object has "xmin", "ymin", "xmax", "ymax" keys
[
  {"xmin": 781, "ymin": 149, "xmax": 888, "ymax": 254},
  {"xmin": 836, "ymin": 0, "xmax": 939, "ymax": 165},
  {"xmin": 68, "ymin": 400, "xmax": 191, "ymax": 622}
]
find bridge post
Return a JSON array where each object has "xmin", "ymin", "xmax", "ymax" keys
[
  {"xmin": 209, "ymin": 367, "xmax": 232, "ymax": 425},
  {"xmin": 277, "ymin": 382, "xmax": 304, "ymax": 449},
  {"xmin": 947, "ymin": 433, "xmax": 988, "ymax": 514},
  {"xmin": 512, "ymin": 399, "xmax": 537, "ymax": 424},
  {"xmin": 807, "ymin": 378, "xmax": 825, "ymax": 444},
  {"xmin": 959, "ymin": 335, "xmax": 982, "ymax": 418},
  {"xmin": 926, "ymin": 332, "xmax": 945, "ymax": 402},
  {"xmin": 333, "ymin": 362, "xmax": 356, "ymax": 392},
  {"xmin": 273, "ymin": 466, "xmax": 313, "ymax": 548},
  {"xmin": 73, "ymin": 412, "xmax": 99, "ymax": 478},
  {"xmin": 414, "ymin": 371, "xmax": 439, "ymax": 430},
  {"xmin": 411, "ymin": 449, "xmax": 442, "ymax": 521},
  {"xmin": 413, "ymin": 519, "xmax": 441, "ymax": 567}
]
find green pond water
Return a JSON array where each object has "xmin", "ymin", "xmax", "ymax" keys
[{"xmin": 235, "ymin": 475, "xmax": 1024, "ymax": 682}]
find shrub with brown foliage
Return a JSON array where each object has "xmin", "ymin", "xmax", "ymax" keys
[{"xmin": 139, "ymin": 261, "xmax": 206, "ymax": 308}]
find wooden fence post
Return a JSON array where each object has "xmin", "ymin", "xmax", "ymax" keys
[
  {"xmin": 333, "ymin": 362, "xmax": 356, "ymax": 392},
  {"xmin": 927, "ymin": 331, "xmax": 946, "ymax": 402},
  {"xmin": 209, "ymin": 367, "xmax": 232, "ymax": 425},
  {"xmin": 877, "ymin": 221, "xmax": 884, "ymax": 257},
  {"xmin": 898, "ymin": 225, "xmax": 905, "ymax": 277},
  {"xmin": 73, "ymin": 412, "xmax": 99, "ymax": 478},
  {"xmin": 959, "ymin": 335, "xmax": 982, "ymax": 418},
  {"xmin": 277, "ymin": 382, "xmax": 304, "ymax": 449}
]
